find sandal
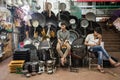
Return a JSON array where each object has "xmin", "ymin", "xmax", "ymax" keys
[
  {"xmin": 113, "ymin": 62, "xmax": 120, "ymax": 67},
  {"xmin": 97, "ymin": 68, "xmax": 105, "ymax": 73}
]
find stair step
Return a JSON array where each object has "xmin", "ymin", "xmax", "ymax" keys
[
  {"xmin": 103, "ymin": 34, "xmax": 120, "ymax": 36},
  {"xmin": 109, "ymin": 52, "xmax": 120, "ymax": 61},
  {"xmin": 103, "ymin": 37, "xmax": 120, "ymax": 39},
  {"xmin": 103, "ymin": 31, "xmax": 120, "ymax": 33},
  {"xmin": 103, "ymin": 39, "xmax": 120, "ymax": 42},
  {"xmin": 105, "ymin": 46, "xmax": 120, "ymax": 49},
  {"xmin": 103, "ymin": 35, "xmax": 120, "ymax": 37},
  {"xmin": 104, "ymin": 42, "xmax": 120, "ymax": 45},
  {"xmin": 105, "ymin": 47, "xmax": 120, "ymax": 52},
  {"xmin": 102, "ymin": 31, "xmax": 120, "ymax": 34},
  {"xmin": 105, "ymin": 45, "xmax": 120, "ymax": 47},
  {"xmin": 103, "ymin": 34, "xmax": 120, "ymax": 35},
  {"xmin": 103, "ymin": 35, "xmax": 119, "ymax": 37},
  {"xmin": 102, "ymin": 32, "xmax": 118, "ymax": 34},
  {"xmin": 105, "ymin": 46, "xmax": 120, "ymax": 51}
]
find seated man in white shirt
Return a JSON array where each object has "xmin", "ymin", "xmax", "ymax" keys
[{"xmin": 84, "ymin": 27, "xmax": 120, "ymax": 73}]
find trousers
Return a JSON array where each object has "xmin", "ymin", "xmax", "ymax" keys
[
  {"xmin": 89, "ymin": 45, "xmax": 110, "ymax": 65},
  {"xmin": 56, "ymin": 42, "xmax": 71, "ymax": 58}
]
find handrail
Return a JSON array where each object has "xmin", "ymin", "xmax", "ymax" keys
[{"xmin": 78, "ymin": 5, "xmax": 120, "ymax": 8}]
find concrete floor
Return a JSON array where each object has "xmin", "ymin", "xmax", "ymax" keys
[{"xmin": 0, "ymin": 57, "xmax": 120, "ymax": 80}]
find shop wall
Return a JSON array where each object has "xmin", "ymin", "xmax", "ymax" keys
[{"xmin": 36, "ymin": 0, "xmax": 70, "ymax": 15}]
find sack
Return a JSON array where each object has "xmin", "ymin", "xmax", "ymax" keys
[
  {"xmin": 24, "ymin": 44, "xmax": 39, "ymax": 62},
  {"xmin": 72, "ymin": 45, "xmax": 86, "ymax": 59},
  {"xmin": 38, "ymin": 49, "xmax": 51, "ymax": 61},
  {"xmin": 71, "ymin": 38, "xmax": 86, "ymax": 59}
]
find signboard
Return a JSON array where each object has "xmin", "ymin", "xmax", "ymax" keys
[
  {"xmin": 113, "ymin": 18, "xmax": 120, "ymax": 31},
  {"xmin": 76, "ymin": 0, "xmax": 120, "ymax": 2}
]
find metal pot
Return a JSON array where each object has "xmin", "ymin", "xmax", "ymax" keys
[
  {"xmin": 0, "ymin": 29, "xmax": 9, "ymax": 43},
  {"xmin": 32, "ymin": 39, "xmax": 40, "ymax": 49},
  {"xmin": 23, "ymin": 38, "xmax": 32, "ymax": 45},
  {"xmin": 46, "ymin": 60, "xmax": 54, "ymax": 74},
  {"xmin": 38, "ymin": 61, "xmax": 45, "ymax": 74},
  {"xmin": 86, "ymin": 12, "xmax": 96, "ymax": 21},
  {"xmin": 69, "ymin": 30, "xmax": 79, "ymax": 45},
  {"xmin": 57, "ymin": 13, "xmax": 70, "ymax": 28},
  {"xmin": 69, "ymin": 15, "xmax": 78, "ymax": 29}
]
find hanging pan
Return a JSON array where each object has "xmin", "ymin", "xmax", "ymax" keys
[
  {"xmin": 80, "ymin": 19, "xmax": 89, "ymax": 28},
  {"xmin": 31, "ymin": 12, "xmax": 46, "ymax": 27},
  {"xmin": 57, "ymin": 14, "xmax": 70, "ymax": 28},
  {"xmin": 69, "ymin": 15, "xmax": 78, "ymax": 29},
  {"xmin": 69, "ymin": 30, "xmax": 79, "ymax": 45},
  {"xmin": 86, "ymin": 12, "xmax": 96, "ymax": 22}
]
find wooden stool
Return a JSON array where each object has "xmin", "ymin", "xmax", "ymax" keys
[{"xmin": 8, "ymin": 60, "xmax": 25, "ymax": 73}]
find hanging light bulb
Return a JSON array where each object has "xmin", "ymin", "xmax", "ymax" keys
[
  {"xmin": 12, "ymin": 0, "xmax": 19, "ymax": 7},
  {"xmin": 17, "ymin": 0, "xmax": 23, "ymax": 6},
  {"xmin": 6, "ymin": 0, "xmax": 12, "ymax": 6}
]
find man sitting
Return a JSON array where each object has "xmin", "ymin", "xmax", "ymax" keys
[
  {"xmin": 56, "ymin": 22, "xmax": 71, "ymax": 66},
  {"xmin": 84, "ymin": 27, "xmax": 120, "ymax": 73}
]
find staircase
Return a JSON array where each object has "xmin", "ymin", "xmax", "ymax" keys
[{"xmin": 102, "ymin": 29, "xmax": 120, "ymax": 61}]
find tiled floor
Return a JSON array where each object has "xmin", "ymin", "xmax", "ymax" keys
[{"xmin": 0, "ymin": 57, "xmax": 120, "ymax": 80}]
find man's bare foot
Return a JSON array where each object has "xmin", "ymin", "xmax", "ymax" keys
[
  {"xmin": 61, "ymin": 57, "xmax": 65, "ymax": 66},
  {"xmin": 64, "ymin": 58, "xmax": 67, "ymax": 63}
]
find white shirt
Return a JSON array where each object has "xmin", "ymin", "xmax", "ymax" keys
[{"xmin": 85, "ymin": 34, "xmax": 99, "ymax": 49}]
